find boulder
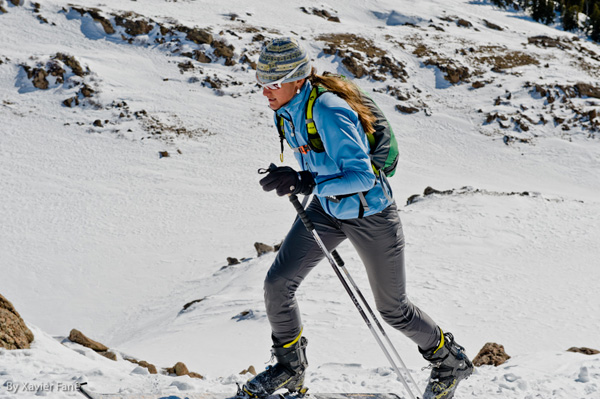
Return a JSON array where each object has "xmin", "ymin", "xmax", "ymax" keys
[
  {"xmin": 68, "ymin": 329, "xmax": 109, "ymax": 352},
  {"xmin": 575, "ymin": 83, "xmax": 600, "ymax": 99},
  {"xmin": 0, "ymin": 293, "xmax": 34, "ymax": 349},
  {"xmin": 30, "ymin": 68, "xmax": 49, "ymax": 90},
  {"xmin": 125, "ymin": 357, "xmax": 158, "ymax": 373},
  {"xmin": 473, "ymin": 342, "xmax": 510, "ymax": 367},
  {"xmin": 166, "ymin": 361, "xmax": 204, "ymax": 379},
  {"xmin": 567, "ymin": 347, "xmax": 600, "ymax": 355},
  {"xmin": 99, "ymin": 351, "xmax": 117, "ymax": 361},
  {"xmin": 114, "ymin": 14, "xmax": 153, "ymax": 36},
  {"xmin": 254, "ymin": 242, "xmax": 274, "ymax": 256}
]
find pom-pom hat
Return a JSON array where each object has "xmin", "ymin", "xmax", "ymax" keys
[{"xmin": 256, "ymin": 37, "xmax": 311, "ymax": 88}]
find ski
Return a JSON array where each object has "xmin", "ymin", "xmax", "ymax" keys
[{"xmin": 78, "ymin": 384, "xmax": 404, "ymax": 399}]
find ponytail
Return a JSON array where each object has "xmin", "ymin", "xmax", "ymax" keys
[{"xmin": 307, "ymin": 67, "xmax": 377, "ymax": 135}]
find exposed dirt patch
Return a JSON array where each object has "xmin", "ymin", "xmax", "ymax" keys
[{"xmin": 474, "ymin": 50, "xmax": 539, "ymax": 71}]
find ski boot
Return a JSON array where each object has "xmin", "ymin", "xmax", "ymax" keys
[
  {"xmin": 420, "ymin": 330, "xmax": 473, "ymax": 399},
  {"xmin": 240, "ymin": 336, "xmax": 308, "ymax": 398}
]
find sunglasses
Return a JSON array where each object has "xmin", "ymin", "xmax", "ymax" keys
[{"xmin": 257, "ymin": 62, "xmax": 307, "ymax": 90}]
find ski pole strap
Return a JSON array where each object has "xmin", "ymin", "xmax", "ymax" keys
[{"xmin": 289, "ymin": 194, "xmax": 315, "ymax": 232}]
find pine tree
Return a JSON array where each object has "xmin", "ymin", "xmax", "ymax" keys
[
  {"xmin": 590, "ymin": 3, "xmax": 600, "ymax": 42},
  {"xmin": 563, "ymin": 4, "xmax": 580, "ymax": 30},
  {"xmin": 543, "ymin": 0, "xmax": 557, "ymax": 23},
  {"xmin": 491, "ymin": 0, "xmax": 509, "ymax": 8},
  {"xmin": 532, "ymin": 0, "xmax": 556, "ymax": 24}
]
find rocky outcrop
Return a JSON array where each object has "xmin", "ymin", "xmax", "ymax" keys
[
  {"xmin": 68, "ymin": 329, "xmax": 109, "ymax": 352},
  {"xmin": 68, "ymin": 329, "xmax": 119, "ymax": 361},
  {"xmin": 567, "ymin": 347, "xmax": 600, "ymax": 355},
  {"xmin": 318, "ymin": 33, "xmax": 407, "ymax": 82},
  {"xmin": 166, "ymin": 362, "xmax": 203, "ymax": 379},
  {"xmin": 0, "ymin": 293, "xmax": 34, "ymax": 350},
  {"xmin": 473, "ymin": 342, "xmax": 511, "ymax": 367},
  {"xmin": 125, "ymin": 357, "xmax": 158, "ymax": 373},
  {"xmin": 254, "ymin": 242, "xmax": 274, "ymax": 256}
]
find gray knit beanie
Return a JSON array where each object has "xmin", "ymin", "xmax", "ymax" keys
[{"xmin": 256, "ymin": 37, "xmax": 311, "ymax": 85}]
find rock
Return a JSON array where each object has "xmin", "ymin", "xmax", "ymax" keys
[
  {"xmin": 54, "ymin": 53, "xmax": 86, "ymax": 77},
  {"xmin": 80, "ymin": 84, "xmax": 94, "ymax": 98},
  {"xmin": 567, "ymin": 347, "xmax": 600, "ymax": 355},
  {"xmin": 173, "ymin": 362, "xmax": 189, "ymax": 376},
  {"xmin": 473, "ymin": 342, "xmax": 510, "ymax": 367},
  {"xmin": 212, "ymin": 41, "xmax": 235, "ymax": 65},
  {"xmin": 446, "ymin": 66, "xmax": 469, "ymax": 84},
  {"xmin": 483, "ymin": 19, "xmax": 503, "ymax": 31},
  {"xmin": 192, "ymin": 50, "xmax": 211, "ymax": 63},
  {"xmin": 528, "ymin": 35, "xmax": 564, "ymax": 49},
  {"xmin": 575, "ymin": 83, "xmax": 600, "ymax": 99},
  {"xmin": 184, "ymin": 27, "xmax": 213, "ymax": 45},
  {"xmin": 457, "ymin": 19, "xmax": 472, "ymax": 28},
  {"xmin": 166, "ymin": 361, "xmax": 202, "ymax": 378},
  {"xmin": 99, "ymin": 351, "xmax": 117, "ymax": 361},
  {"xmin": 29, "ymin": 68, "xmax": 49, "ymax": 90},
  {"xmin": 68, "ymin": 329, "xmax": 109, "ymax": 352},
  {"xmin": 114, "ymin": 14, "xmax": 153, "ymax": 36},
  {"xmin": 71, "ymin": 7, "xmax": 115, "ymax": 35},
  {"xmin": 125, "ymin": 357, "xmax": 158, "ymax": 374},
  {"xmin": 93, "ymin": 120, "xmax": 103, "ymax": 127},
  {"xmin": 342, "ymin": 56, "xmax": 367, "ymax": 78},
  {"xmin": 182, "ymin": 298, "xmax": 206, "ymax": 311},
  {"xmin": 227, "ymin": 257, "xmax": 240, "ymax": 265},
  {"xmin": 166, "ymin": 362, "xmax": 190, "ymax": 377},
  {"xmin": 178, "ymin": 61, "xmax": 194, "ymax": 73},
  {"xmin": 396, "ymin": 105, "xmax": 419, "ymax": 114},
  {"xmin": 63, "ymin": 97, "xmax": 79, "ymax": 107},
  {"xmin": 472, "ymin": 81, "xmax": 485, "ymax": 89},
  {"xmin": 240, "ymin": 54, "xmax": 257, "ymax": 70},
  {"xmin": 0, "ymin": 293, "xmax": 34, "ymax": 350},
  {"xmin": 240, "ymin": 365, "xmax": 257, "ymax": 375},
  {"xmin": 424, "ymin": 186, "xmax": 453, "ymax": 196},
  {"xmin": 159, "ymin": 151, "xmax": 169, "ymax": 158},
  {"xmin": 254, "ymin": 242, "xmax": 274, "ymax": 256}
]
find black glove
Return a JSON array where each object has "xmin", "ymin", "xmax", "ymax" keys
[{"xmin": 259, "ymin": 164, "xmax": 315, "ymax": 197}]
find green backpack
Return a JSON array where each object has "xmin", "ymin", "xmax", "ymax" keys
[{"xmin": 276, "ymin": 85, "xmax": 399, "ymax": 177}]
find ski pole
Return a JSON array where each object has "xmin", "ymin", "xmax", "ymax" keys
[
  {"xmin": 288, "ymin": 194, "xmax": 421, "ymax": 399},
  {"xmin": 332, "ymin": 248, "xmax": 422, "ymax": 395}
]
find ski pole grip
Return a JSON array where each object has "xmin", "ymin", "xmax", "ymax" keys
[
  {"xmin": 289, "ymin": 194, "xmax": 315, "ymax": 231},
  {"xmin": 332, "ymin": 250, "xmax": 345, "ymax": 267}
]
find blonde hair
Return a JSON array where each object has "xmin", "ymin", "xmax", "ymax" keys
[{"xmin": 307, "ymin": 68, "xmax": 377, "ymax": 135}]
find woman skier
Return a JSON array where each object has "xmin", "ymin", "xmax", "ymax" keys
[{"xmin": 242, "ymin": 37, "xmax": 473, "ymax": 399}]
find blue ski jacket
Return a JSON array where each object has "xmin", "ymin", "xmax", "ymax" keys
[{"xmin": 274, "ymin": 80, "xmax": 394, "ymax": 220}]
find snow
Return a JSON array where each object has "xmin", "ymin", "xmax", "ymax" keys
[{"xmin": 1, "ymin": 0, "xmax": 599, "ymax": 398}]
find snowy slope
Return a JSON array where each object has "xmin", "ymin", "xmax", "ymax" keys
[{"xmin": 1, "ymin": 0, "xmax": 600, "ymax": 398}]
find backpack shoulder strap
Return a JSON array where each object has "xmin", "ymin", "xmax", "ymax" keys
[
  {"xmin": 276, "ymin": 115, "xmax": 286, "ymax": 162},
  {"xmin": 304, "ymin": 86, "xmax": 328, "ymax": 153}
]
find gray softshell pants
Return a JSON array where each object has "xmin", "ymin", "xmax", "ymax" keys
[{"xmin": 264, "ymin": 197, "xmax": 441, "ymax": 351}]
